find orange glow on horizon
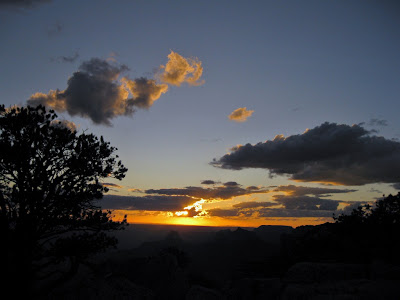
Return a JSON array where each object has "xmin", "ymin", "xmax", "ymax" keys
[{"xmin": 110, "ymin": 209, "xmax": 331, "ymax": 228}]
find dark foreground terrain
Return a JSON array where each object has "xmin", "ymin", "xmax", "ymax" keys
[{"xmin": 38, "ymin": 223, "xmax": 400, "ymax": 299}]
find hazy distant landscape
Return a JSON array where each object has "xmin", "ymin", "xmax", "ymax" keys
[{"xmin": 45, "ymin": 221, "xmax": 400, "ymax": 299}]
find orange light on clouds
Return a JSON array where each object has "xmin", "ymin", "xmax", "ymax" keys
[{"xmin": 175, "ymin": 211, "xmax": 189, "ymax": 217}]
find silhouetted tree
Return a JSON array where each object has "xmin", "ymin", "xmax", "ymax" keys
[
  {"xmin": 0, "ymin": 105, "xmax": 128, "ymax": 295},
  {"xmin": 282, "ymin": 193, "xmax": 400, "ymax": 264},
  {"xmin": 334, "ymin": 193, "xmax": 400, "ymax": 261}
]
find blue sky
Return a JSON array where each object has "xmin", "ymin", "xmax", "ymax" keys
[{"xmin": 1, "ymin": 0, "xmax": 400, "ymax": 226}]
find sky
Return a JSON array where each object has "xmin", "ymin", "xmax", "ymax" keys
[{"xmin": 1, "ymin": 0, "xmax": 400, "ymax": 227}]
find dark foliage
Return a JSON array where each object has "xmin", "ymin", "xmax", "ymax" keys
[
  {"xmin": 0, "ymin": 105, "xmax": 127, "ymax": 295},
  {"xmin": 282, "ymin": 193, "xmax": 400, "ymax": 264}
]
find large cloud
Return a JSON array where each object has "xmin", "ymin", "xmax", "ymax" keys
[
  {"xmin": 212, "ymin": 122, "xmax": 400, "ymax": 186},
  {"xmin": 228, "ymin": 107, "xmax": 254, "ymax": 122},
  {"xmin": 28, "ymin": 51, "xmax": 203, "ymax": 125}
]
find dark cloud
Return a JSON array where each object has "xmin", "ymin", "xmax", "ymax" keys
[
  {"xmin": 273, "ymin": 185, "xmax": 356, "ymax": 196},
  {"xmin": 232, "ymin": 201, "xmax": 277, "ymax": 209},
  {"xmin": 0, "ymin": 0, "xmax": 51, "ymax": 8},
  {"xmin": 223, "ymin": 181, "xmax": 239, "ymax": 187},
  {"xmin": 28, "ymin": 58, "xmax": 132, "ymax": 125},
  {"xmin": 27, "ymin": 58, "xmax": 166, "ymax": 125},
  {"xmin": 145, "ymin": 182, "xmax": 269, "ymax": 200},
  {"xmin": 212, "ymin": 122, "xmax": 400, "ymax": 186},
  {"xmin": 246, "ymin": 186, "xmax": 261, "ymax": 190},
  {"xmin": 79, "ymin": 58, "xmax": 128, "ymax": 80},
  {"xmin": 207, "ymin": 208, "xmax": 242, "ymax": 217},
  {"xmin": 100, "ymin": 195, "xmax": 194, "ymax": 211},
  {"xmin": 201, "ymin": 180, "xmax": 217, "ymax": 185},
  {"xmin": 208, "ymin": 204, "xmax": 338, "ymax": 219},
  {"xmin": 207, "ymin": 192, "xmax": 369, "ymax": 219},
  {"xmin": 257, "ymin": 208, "xmax": 336, "ymax": 218},
  {"xmin": 273, "ymin": 195, "xmax": 341, "ymax": 211}
]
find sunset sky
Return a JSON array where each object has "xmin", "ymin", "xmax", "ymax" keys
[{"xmin": 1, "ymin": 0, "xmax": 400, "ymax": 227}]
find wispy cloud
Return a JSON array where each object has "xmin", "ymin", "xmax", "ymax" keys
[
  {"xmin": 368, "ymin": 118, "xmax": 388, "ymax": 127},
  {"xmin": 103, "ymin": 183, "xmax": 123, "ymax": 189},
  {"xmin": 273, "ymin": 185, "xmax": 357, "ymax": 196},
  {"xmin": 228, "ymin": 107, "xmax": 254, "ymax": 122},
  {"xmin": 51, "ymin": 51, "xmax": 79, "ymax": 63}
]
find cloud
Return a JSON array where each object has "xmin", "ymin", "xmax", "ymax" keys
[
  {"xmin": 201, "ymin": 180, "xmax": 217, "ymax": 185},
  {"xmin": 158, "ymin": 51, "xmax": 204, "ymax": 86},
  {"xmin": 28, "ymin": 52, "xmax": 203, "ymax": 125},
  {"xmin": 52, "ymin": 52, "xmax": 79, "ymax": 63},
  {"xmin": 273, "ymin": 185, "xmax": 356, "ymax": 196},
  {"xmin": 207, "ymin": 191, "xmax": 372, "ymax": 219},
  {"xmin": 207, "ymin": 208, "xmax": 243, "ymax": 217},
  {"xmin": 223, "ymin": 181, "xmax": 239, "ymax": 187},
  {"xmin": 228, "ymin": 107, "xmax": 254, "ymax": 122},
  {"xmin": 256, "ymin": 208, "xmax": 336, "ymax": 218},
  {"xmin": 368, "ymin": 118, "xmax": 388, "ymax": 127},
  {"xmin": 101, "ymin": 195, "xmax": 195, "ymax": 211},
  {"xmin": 122, "ymin": 77, "xmax": 168, "ymax": 109},
  {"xmin": 0, "ymin": 0, "xmax": 51, "ymax": 8},
  {"xmin": 128, "ymin": 188, "xmax": 144, "ymax": 193},
  {"xmin": 232, "ymin": 201, "xmax": 277, "ymax": 209},
  {"xmin": 28, "ymin": 58, "xmax": 131, "ymax": 125},
  {"xmin": 50, "ymin": 119, "xmax": 77, "ymax": 132},
  {"xmin": 212, "ymin": 122, "xmax": 400, "ymax": 186},
  {"xmin": 29, "ymin": 90, "xmax": 66, "ymax": 112},
  {"xmin": 145, "ymin": 181, "xmax": 269, "ymax": 200},
  {"xmin": 206, "ymin": 206, "xmax": 333, "ymax": 218},
  {"xmin": 273, "ymin": 195, "xmax": 341, "ymax": 211},
  {"xmin": 102, "ymin": 183, "xmax": 123, "ymax": 189}
]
